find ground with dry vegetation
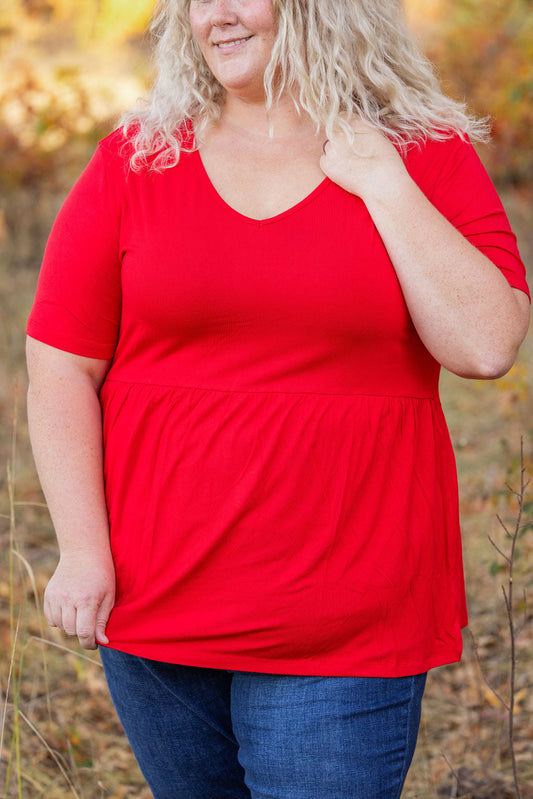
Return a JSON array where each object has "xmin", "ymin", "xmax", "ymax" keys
[{"xmin": 1, "ymin": 1, "xmax": 533, "ymax": 797}]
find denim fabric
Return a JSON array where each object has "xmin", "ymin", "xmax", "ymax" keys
[{"xmin": 99, "ymin": 647, "xmax": 427, "ymax": 799}]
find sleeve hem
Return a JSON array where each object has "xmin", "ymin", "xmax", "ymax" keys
[{"xmin": 26, "ymin": 324, "xmax": 116, "ymax": 360}]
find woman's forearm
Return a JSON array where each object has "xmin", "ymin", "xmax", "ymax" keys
[
  {"xmin": 27, "ymin": 360, "xmax": 111, "ymax": 555},
  {"xmin": 26, "ymin": 337, "xmax": 115, "ymax": 649},
  {"xmin": 362, "ymin": 174, "xmax": 530, "ymax": 378}
]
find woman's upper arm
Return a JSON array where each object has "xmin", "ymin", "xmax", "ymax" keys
[
  {"xmin": 512, "ymin": 287, "xmax": 531, "ymax": 341},
  {"xmin": 408, "ymin": 135, "xmax": 530, "ymax": 301},
  {"xmin": 26, "ymin": 138, "xmax": 124, "ymax": 363},
  {"xmin": 26, "ymin": 336, "xmax": 112, "ymax": 393}
]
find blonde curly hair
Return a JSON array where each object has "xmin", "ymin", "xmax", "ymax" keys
[{"xmin": 123, "ymin": 0, "xmax": 490, "ymax": 170}]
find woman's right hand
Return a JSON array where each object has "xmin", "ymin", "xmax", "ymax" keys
[
  {"xmin": 27, "ymin": 337, "xmax": 116, "ymax": 651},
  {"xmin": 44, "ymin": 549, "xmax": 116, "ymax": 650}
]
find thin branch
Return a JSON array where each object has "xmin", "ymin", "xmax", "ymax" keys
[
  {"xmin": 483, "ymin": 437, "xmax": 529, "ymax": 799},
  {"xmin": 442, "ymin": 753, "xmax": 469, "ymax": 797},
  {"xmin": 487, "ymin": 534, "xmax": 511, "ymax": 564},
  {"xmin": 502, "ymin": 584, "xmax": 512, "ymax": 613},
  {"xmin": 496, "ymin": 514, "xmax": 512, "ymax": 537}
]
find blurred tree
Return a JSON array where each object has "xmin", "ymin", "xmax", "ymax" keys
[
  {"xmin": 0, "ymin": 0, "xmax": 153, "ymax": 270},
  {"xmin": 408, "ymin": 0, "xmax": 533, "ymax": 186},
  {"xmin": 2, "ymin": 0, "xmax": 153, "ymax": 46},
  {"xmin": 93, "ymin": 0, "xmax": 155, "ymax": 43},
  {"xmin": 51, "ymin": 0, "xmax": 154, "ymax": 46},
  {"xmin": 0, "ymin": 0, "xmax": 153, "ymax": 185}
]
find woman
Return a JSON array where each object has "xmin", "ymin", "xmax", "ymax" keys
[{"xmin": 26, "ymin": 0, "xmax": 529, "ymax": 797}]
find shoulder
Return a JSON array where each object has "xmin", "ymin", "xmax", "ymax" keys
[
  {"xmin": 403, "ymin": 132, "xmax": 494, "ymax": 204},
  {"xmin": 92, "ymin": 126, "xmax": 153, "ymax": 191},
  {"xmin": 404, "ymin": 132, "xmax": 475, "ymax": 178},
  {"xmin": 63, "ymin": 127, "xmax": 137, "ymax": 212},
  {"xmin": 96, "ymin": 126, "xmax": 136, "ymax": 169},
  {"xmin": 97, "ymin": 120, "xmax": 195, "ymax": 168}
]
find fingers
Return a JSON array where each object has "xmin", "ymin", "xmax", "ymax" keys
[
  {"xmin": 43, "ymin": 560, "xmax": 115, "ymax": 649},
  {"xmin": 44, "ymin": 596, "xmax": 112, "ymax": 650},
  {"xmin": 75, "ymin": 603, "xmax": 100, "ymax": 650},
  {"xmin": 59, "ymin": 604, "xmax": 74, "ymax": 631},
  {"xmin": 95, "ymin": 599, "xmax": 113, "ymax": 646},
  {"xmin": 43, "ymin": 595, "xmax": 56, "ymax": 629},
  {"xmin": 319, "ymin": 123, "xmax": 404, "ymax": 199}
]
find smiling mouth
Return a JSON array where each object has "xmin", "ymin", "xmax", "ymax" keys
[{"xmin": 215, "ymin": 36, "xmax": 253, "ymax": 49}]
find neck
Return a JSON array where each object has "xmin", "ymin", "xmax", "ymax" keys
[{"xmin": 219, "ymin": 93, "xmax": 317, "ymax": 140}]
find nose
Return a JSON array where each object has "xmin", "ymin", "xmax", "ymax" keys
[{"xmin": 210, "ymin": 0, "xmax": 239, "ymax": 26}]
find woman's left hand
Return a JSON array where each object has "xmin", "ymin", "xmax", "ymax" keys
[{"xmin": 319, "ymin": 118, "xmax": 407, "ymax": 201}]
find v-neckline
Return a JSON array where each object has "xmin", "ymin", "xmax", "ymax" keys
[{"xmin": 194, "ymin": 149, "xmax": 331, "ymax": 227}]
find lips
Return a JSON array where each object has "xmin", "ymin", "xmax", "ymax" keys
[{"xmin": 214, "ymin": 35, "xmax": 253, "ymax": 49}]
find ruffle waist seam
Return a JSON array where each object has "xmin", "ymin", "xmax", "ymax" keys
[{"xmin": 102, "ymin": 377, "xmax": 439, "ymax": 401}]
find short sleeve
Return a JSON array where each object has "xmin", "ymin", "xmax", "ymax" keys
[
  {"xmin": 405, "ymin": 135, "xmax": 530, "ymax": 300},
  {"xmin": 26, "ymin": 136, "xmax": 125, "ymax": 358}
]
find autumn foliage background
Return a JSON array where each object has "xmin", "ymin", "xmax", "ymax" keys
[{"xmin": 1, "ymin": 1, "xmax": 532, "ymax": 797}]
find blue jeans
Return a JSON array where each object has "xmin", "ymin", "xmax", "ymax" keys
[{"xmin": 99, "ymin": 647, "xmax": 426, "ymax": 799}]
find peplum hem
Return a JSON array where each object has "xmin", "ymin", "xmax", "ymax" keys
[{"xmin": 100, "ymin": 379, "xmax": 467, "ymax": 677}]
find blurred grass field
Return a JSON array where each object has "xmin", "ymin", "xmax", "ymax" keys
[{"xmin": 1, "ymin": 1, "xmax": 533, "ymax": 796}]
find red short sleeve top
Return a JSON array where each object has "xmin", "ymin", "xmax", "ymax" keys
[{"xmin": 27, "ymin": 129, "xmax": 529, "ymax": 676}]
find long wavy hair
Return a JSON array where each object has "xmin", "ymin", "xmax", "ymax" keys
[{"xmin": 123, "ymin": 0, "xmax": 490, "ymax": 170}]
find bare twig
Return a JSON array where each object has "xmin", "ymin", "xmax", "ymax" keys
[
  {"xmin": 496, "ymin": 514, "xmax": 513, "ymax": 537},
  {"xmin": 483, "ymin": 437, "xmax": 529, "ymax": 799},
  {"xmin": 487, "ymin": 533, "xmax": 510, "ymax": 563},
  {"xmin": 442, "ymin": 753, "xmax": 468, "ymax": 797}
]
